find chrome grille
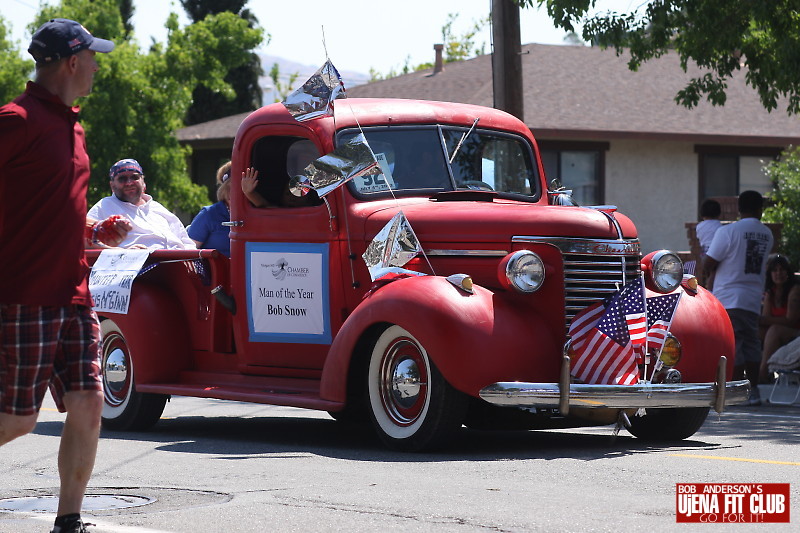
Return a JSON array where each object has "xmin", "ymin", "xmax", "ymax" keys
[
  {"xmin": 512, "ymin": 236, "xmax": 642, "ymax": 329},
  {"xmin": 564, "ymin": 253, "xmax": 641, "ymax": 325}
]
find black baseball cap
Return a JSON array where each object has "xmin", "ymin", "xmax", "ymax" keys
[{"xmin": 28, "ymin": 18, "xmax": 114, "ymax": 64}]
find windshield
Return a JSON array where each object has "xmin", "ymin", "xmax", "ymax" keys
[{"xmin": 338, "ymin": 126, "xmax": 540, "ymax": 200}]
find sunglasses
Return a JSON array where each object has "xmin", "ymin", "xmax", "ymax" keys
[{"xmin": 115, "ymin": 173, "xmax": 142, "ymax": 183}]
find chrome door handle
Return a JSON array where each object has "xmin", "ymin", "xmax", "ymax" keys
[{"xmin": 222, "ymin": 221, "xmax": 244, "ymax": 227}]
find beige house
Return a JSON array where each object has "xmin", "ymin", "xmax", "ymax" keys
[{"xmin": 178, "ymin": 43, "xmax": 800, "ymax": 254}]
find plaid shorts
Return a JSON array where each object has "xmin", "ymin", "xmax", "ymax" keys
[{"xmin": 0, "ymin": 304, "xmax": 102, "ymax": 416}]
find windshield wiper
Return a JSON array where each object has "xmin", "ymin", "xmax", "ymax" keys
[{"xmin": 448, "ymin": 117, "xmax": 479, "ymax": 163}]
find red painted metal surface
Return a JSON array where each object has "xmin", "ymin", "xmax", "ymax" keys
[{"xmin": 92, "ymin": 99, "xmax": 735, "ymax": 424}]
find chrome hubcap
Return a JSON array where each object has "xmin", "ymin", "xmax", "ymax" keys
[
  {"xmin": 102, "ymin": 333, "xmax": 130, "ymax": 407},
  {"xmin": 380, "ymin": 338, "xmax": 428, "ymax": 426},
  {"xmin": 392, "ymin": 357, "xmax": 422, "ymax": 409}
]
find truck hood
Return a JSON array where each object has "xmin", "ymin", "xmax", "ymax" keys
[{"xmin": 352, "ymin": 197, "xmax": 638, "ymax": 245}]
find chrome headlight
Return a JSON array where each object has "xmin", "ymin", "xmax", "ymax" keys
[
  {"xmin": 503, "ymin": 250, "xmax": 545, "ymax": 293},
  {"xmin": 649, "ymin": 250, "xmax": 683, "ymax": 293}
]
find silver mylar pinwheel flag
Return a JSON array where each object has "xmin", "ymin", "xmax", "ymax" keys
[
  {"xmin": 289, "ymin": 133, "xmax": 381, "ymax": 198},
  {"xmin": 282, "ymin": 59, "xmax": 346, "ymax": 121},
  {"xmin": 362, "ymin": 210, "xmax": 423, "ymax": 281}
]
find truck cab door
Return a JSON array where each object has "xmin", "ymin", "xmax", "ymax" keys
[{"xmin": 229, "ymin": 133, "xmax": 344, "ymax": 374}]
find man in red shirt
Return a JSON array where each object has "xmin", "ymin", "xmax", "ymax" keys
[{"xmin": 0, "ymin": 18, "xmax": 123, "ymax": 533}]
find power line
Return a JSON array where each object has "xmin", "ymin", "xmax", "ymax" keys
[{"xmin": 10, "ymin": 0, "xmax": 38, "ymax": 10}]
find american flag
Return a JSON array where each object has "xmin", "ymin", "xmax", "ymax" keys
[
  {"xmin": 625, "ymin": 277, "xmax": 647, "ymax": 355},
  {"xmin": 646, "ymin": 292, "xmax": 682, "ymax": 353},
  {"xmin": 568, "ymin": 278, "xmax": 646, "ymax": 385}
]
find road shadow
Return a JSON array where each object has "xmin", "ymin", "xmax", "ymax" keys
[
  {"xmin": 695, "ymin": 404, "xmax": 800, "ymax": 446},
  {"xmin": 32, "ymin": 403, "xmax": 798, "ymax": 463}
]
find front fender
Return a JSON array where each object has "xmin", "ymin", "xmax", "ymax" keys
[
  {"xmin": 666, "ymin": 285, "xmax": 735, "ymax": 381},
  {"xmin": 98, "ymin": 283, "xmax": 191, "ymax": 385},
  {"xmin": 320, "ymin": 275, "xmax": 562, "ymax": 403}
]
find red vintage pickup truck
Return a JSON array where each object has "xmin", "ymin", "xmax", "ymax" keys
[{"xmin": 88, "ymin": 98, "xmax": 748, "ymax": 451}]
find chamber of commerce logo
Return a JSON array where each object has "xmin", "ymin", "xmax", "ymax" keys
[
  {"xmin": 267, "ymin": 257, "xmax": 309, "ymax": 281},
  {"xmin": 676, "ymin": 483, "xmax": 790, "ymax": 523},
  {"xmin": 271, "ymin": 258, "xmax": 288, "ymax": 280}
]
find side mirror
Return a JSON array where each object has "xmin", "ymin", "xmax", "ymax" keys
[
  {"xmin": 547, "ymin": 178, "xmax": 577, "ymax": 206},
  {"xmin": 547, "ymin": 190, "xmax": 578, "ymax": 206}
]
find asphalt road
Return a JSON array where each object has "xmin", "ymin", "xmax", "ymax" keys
[{"xmin": 1, "ymin": 393, "xmax": 798, "ymax": 533}]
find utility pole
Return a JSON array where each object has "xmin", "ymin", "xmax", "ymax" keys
[{"xmin": 491, "ymin": 0, "xmax": 524, "ymax": 121}]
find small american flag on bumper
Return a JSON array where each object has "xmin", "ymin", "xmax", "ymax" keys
[{"xmin": 568, "ymin": 278, "xmax": 646, "ymax": 385}]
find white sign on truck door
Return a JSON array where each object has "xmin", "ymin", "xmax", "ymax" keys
[{"xmin": 246, "ymin": 242, "xmax": 331, "ymax": 344}]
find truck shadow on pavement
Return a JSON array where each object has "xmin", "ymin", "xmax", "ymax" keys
[{"xmin": 32, "ymin": 403, "xmax": 798, "ymax": 462}]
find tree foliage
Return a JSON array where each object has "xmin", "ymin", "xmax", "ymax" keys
[
  {"xmin": 370, "ymin": 13, "xmax": 489, "ymax": 81},
  {"xmin": 118, "ymin": 0, "xmax": 134, "ymax": 37},
  {"xmin": 17, "ymin": 0, "xmax": 263, "ymax": 213},
  {"xmin": 369, "ymin": 57, "xmax": 415, "ymax": 82},
  {"xmin": 441, "ymin": 12, "xmax": 489, "ymax": 63},
  {"xmin": 0, "ymin": 15, "xmax": 33, "ymax": 106},
  {"xmin": 180, "ymin": 0, "xmax": 248, "ymax": 23},
  {"xmin": 180, "ymin": 0, "xmax": 265, "ymax": 125},
  {"xmin": 763, "ymin": 147, "xmax": 800, "ymax": 267},
  {"xmin": 268, "ymin": 62, "xmax": 299, "ymax": 103},
  {"xmin": 518, "ymin": 0, "xmax": 800, "ymax": 114}
]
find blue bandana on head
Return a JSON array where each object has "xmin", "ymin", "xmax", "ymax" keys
[{"xmin": 109, "ymin": 158, "xmax": 143, "ymax": 179}]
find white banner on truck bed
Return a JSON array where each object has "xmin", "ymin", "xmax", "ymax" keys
[
  {"xmin": 89, "ymin": 249, "xmax": 150, "ymax": 314},
  {"xmin": 246, "ymin": 242, "xmax": 331, "ymax": 344}
]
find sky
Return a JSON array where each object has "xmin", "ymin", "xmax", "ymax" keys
[{"xmin": 2, "ymin": 0, "xmax": 642, "ymax": 76}]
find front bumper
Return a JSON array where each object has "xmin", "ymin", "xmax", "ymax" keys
[{"xmin": 478, "ymin": 356, "xmax": 750, "ymax": 415}]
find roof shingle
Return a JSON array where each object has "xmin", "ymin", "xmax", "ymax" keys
[{"xmin": 347, "ymin": 43, "xmax": 800, "ymax": 144}]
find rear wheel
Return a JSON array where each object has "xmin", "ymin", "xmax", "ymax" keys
[
  {"xmin": 626, "ymin": 407, "xmax": 709, "ymax": 441},
  {"xmin": 100, "ymin": 319, "xmax": 168, "ymax": 431},
  {"xmin": 366, "ymin": 325, "xmax": 467, "ymax": 451}
]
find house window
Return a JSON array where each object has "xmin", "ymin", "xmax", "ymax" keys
[
  {"xmin": 697, "ymin": 146, "xmax": 782, "ymax": 202},
  {"xmin": 539, "ymin": 141, "xmax": 608, "ymax": 205}
]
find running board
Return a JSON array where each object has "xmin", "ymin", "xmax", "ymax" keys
[{"xmin": 136, "ymin": 382, "xmax": 342, "ymax": 411}]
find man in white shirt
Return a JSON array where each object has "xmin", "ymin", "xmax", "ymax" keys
[
  {"xmin": 705, "ymin": 190, "xmax": 773, "ymax": 405},
  {"xmin": 88, "ymin": 159, "xmax": 196, "ymax": 250}
]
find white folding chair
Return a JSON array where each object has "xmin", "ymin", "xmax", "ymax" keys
[{"xmin": 768, "ymin": 370, "xmax": 800, "ymax": 405}]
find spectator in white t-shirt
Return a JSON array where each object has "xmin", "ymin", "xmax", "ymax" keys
[
  {"xmin": 87, "ymin": 159, "xmax": 196, "ymax": 250},
  {"xmin": 704, "ymin": 191, "xmax": 773, "ymax": 405}
]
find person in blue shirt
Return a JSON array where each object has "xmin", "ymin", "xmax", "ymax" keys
[{"xmin": 189, "ymin": 161, "xmax": 231, "ymax": 257}]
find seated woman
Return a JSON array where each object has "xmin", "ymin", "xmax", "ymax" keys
[
  {"xmin": 760, "ymin": 254, "xmax": 800, "ymax": 382},
  {"xmin": 241, "ymin": 167, "xmax": 319, "ymax": 208},
  {"xmin": 241, "ymin": 137, "xmax": 321, "ymax": 208},
  {"xmin": 188, "ymin": 161, "xmax": 232, "ymax": 256}
]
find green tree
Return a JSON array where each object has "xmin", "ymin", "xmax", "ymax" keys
[
  {"xmin": 180, "ymin": 0, "xmax": 265, "ymax": 125},
  {"xmin": 268, "ymin": 62, "xmax": 299, "ymax": 102},
  {"xmin": 518, "ymin": 1, "xmax": 800, "ymax": 114},
  {"xmin": 369, "ymin": 56, "xmax": 414, "ymax": 82},
  {"xmin": 27, "ymin": 0, "xmax": 263, "ymax": 212},
  {"xmin": 562, "ymin": 30, "xmax": 584, "ymax": 46},
  {"xmin": 118, "ymin": 0, "xmax": 135, "ymax": 37},
  {"xmin": 370, "ymin": 13, "xmax": 489, "ymax": 81},
  {"xmin": 441, "ymin": 12, "xmax": 489, "ymax": 63},
  {"xmin": 763, "ymin": 147, "xmax": 800, "ymax": 267},
  {"xmin": 0, "ymin": 15, "xmax": 33, "ymax": 105}
]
